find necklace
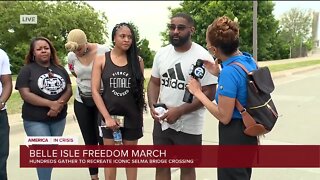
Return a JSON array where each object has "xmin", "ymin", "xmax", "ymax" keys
[
  {"xmin": 81, "ymin": 46, "xmax": 89, "ymax": 56},
  {"xmin": 47, "ymin": 67, "xmax": 54, "ymax": 78}
]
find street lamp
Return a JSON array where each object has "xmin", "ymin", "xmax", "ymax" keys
[{"xmin": 253, "ymin": 1, "xmax": 258, "ymax": 61}]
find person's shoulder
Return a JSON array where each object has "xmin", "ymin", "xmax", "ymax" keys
[
  {"xmin": 0, "ymin": 49, "xmax": 9, "ymax": 59},
  {"xmin": 97, "ymin": 44, "xmax": 110, "ymax": 53},
  {"xmin": 158, "ymin": 44, "xmax": 173, "ymax": 53},
  {"xmin": 190, "ymin": 42, "xmax": 214, "ymax": 60},
  {"xmin": 95, "ymin": 52, "xmax": 107, "ymax": 63},
  {"xmin": 154, "ymin": 44, "xmax": 173, "ymax": 58},
  {"xmin": 18, "ymin": 63, "xmax": 33, "ymax": 72},
  {"xmin": 0, "ymin": 49, "xmax": 6, "ymax": 55},
  {"xmin": 238, "ymin": 52, "xmax": 257, "ymax": 70},
  {"xmin": 67, "ymin": 51, "xmax": 77, "ymax": 59},
  {"xmin": 138, "ymin": 56, "xmax": 143, "ymax": 62},
  {"xmin": 191, "ymin": 42, "xmax": 208, "ymax": 52}
]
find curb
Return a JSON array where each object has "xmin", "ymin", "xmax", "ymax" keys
[{"xmin": 271, "ymin": 64, "xmax": 320, "ymax": 79}]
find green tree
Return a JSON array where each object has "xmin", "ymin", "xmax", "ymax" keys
[
  {"xmin": 279, "ymin": 8, "xmax": 313, "ymax": 58},
  {"xmin": 139, "ymin": 39, "xmax": 156, "ymax": 68},
  {"xmin": 0, "ymin": 1, "xmax": 108, "ymax": 74},
  {"xmin": 128, "ymin": 22, "xmax": 155, "ymax": 68},
  {"xmin": 161, "ymin": 1, "xmax": 286, "ymax": 61}
]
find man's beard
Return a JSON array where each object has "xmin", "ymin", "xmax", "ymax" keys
[{"xmin": 169, "ymin": 32, "xmax": 191, "ymax": 47}]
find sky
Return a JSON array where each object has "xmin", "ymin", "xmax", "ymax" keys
[{"xmin": 86, "ymin": 1, "xmax": 320, "ymax": 51}]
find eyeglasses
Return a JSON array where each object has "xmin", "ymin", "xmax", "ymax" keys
[{"xmin": 167, "ymin": 24, "xmax": 191, "ymax": 31}]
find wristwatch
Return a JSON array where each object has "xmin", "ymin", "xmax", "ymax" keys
[{"xmin": 0, "ymin": 100, "xmax": 5, "ymax": 106}]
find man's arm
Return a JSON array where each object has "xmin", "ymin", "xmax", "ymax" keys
[
  {"xmin": 162, "ymin": 84, "xmax": 216, "ymax": 124},
  {"xmin": 0, "ymin": 74, "xmax": 12, "ymax": 109},
  {"xmin": 147, "ymin": 76, "xmax": 161, "ymax": 120},
  {"xmin": 179, "ymin": 84, "xmax": 216, "ymax": 114}
]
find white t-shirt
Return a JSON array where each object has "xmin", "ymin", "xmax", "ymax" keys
[
  {"xmin": 0, "ymin": 49, "xmax": 12, "ymax": 110},
  {"xmin": 151, "ymin": 42, "xmax": 218, "ymax": 135},
  {"xmin": 67, "ymin": 44, "xmax": 109, "ymax": 103}
]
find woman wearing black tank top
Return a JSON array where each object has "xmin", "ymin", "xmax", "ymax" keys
[{"xmin": 92, "ymin": 23, "xmax": 146, "ymax": 180}]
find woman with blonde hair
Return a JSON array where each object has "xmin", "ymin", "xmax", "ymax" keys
[{"xmin": 65, "ymin": 29, "xmax": 109, "ymax": 180}]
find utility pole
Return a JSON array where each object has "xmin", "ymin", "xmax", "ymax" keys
[{"xmin": 253, "ymin": 1, "xmax": 258, "ymax": 61}]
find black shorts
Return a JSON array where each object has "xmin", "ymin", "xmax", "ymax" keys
[
  {"xmin": 102, "ymin": 127, "xmax": 143, "ymax": 141},
  {"xmin": 152, "ymin": 121, "xmax": 202, "ymax": 145}
]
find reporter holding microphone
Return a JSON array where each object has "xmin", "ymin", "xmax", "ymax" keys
[{"xmin": 187, "ymin": 16, "xmax": 258, "ymax": 180}]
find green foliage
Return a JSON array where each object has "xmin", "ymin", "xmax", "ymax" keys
[
  {"xmin": 128, "ymin": 22, "xmax": 155, "ymax": 68},
  {"xmin": 138, "ymin": 39, "xmax": 156, "ymax": 68},
  {"xmin": 161, "ymin": 1, "xmax": 288, "ymax": 61},
  {"xmin": 0, "ymin": 1, "xmax": 108, "ymax": 74}
]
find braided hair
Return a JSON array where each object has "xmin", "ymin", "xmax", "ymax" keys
[{"xmin": 112, "ymin": 23, "xmax": 146, "ymax": 113}]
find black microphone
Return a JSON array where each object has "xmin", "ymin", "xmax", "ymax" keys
[{"xmin": 183, "ymin": 59, "xmax": 205, "ymax": 103}]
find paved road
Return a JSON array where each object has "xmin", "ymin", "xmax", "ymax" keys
[{"xmin": 7, "ymin": 62, "xmax": 320, "ymax": 179}]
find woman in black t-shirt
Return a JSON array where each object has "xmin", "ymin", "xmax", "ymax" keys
[{"xmin": 15, "ymin": 37, "xmax": 72, "ymax": 180}]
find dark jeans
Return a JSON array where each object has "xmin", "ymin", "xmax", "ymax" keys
[
  {"xmin": 74, "ymin": 100, "xmax": 103, "ymax": 176},
  {"xmin": 0, "ymin": 110, "xmax": 9, "ymax": 180}
]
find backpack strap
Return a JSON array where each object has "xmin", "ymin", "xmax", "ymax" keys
[
  {"xmin": 230, "ymin": 62, "xmax": 258, "ymax": 129},
  {"xmin": 230, "ymin": 62, "xmax": 250, "ymax": 74},
  {"xmin": 235, "ymin": 99, "xmax": 257, "ymax": 128}
]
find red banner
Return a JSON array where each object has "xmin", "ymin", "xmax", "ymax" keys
[{"xmin": 20, "ymin": 145, "xmax": 320, "ymax": 168}]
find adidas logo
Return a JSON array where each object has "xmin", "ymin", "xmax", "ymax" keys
[{"xmin": 161, "ymin": 63, "xmax": 186, "ymax": 90}]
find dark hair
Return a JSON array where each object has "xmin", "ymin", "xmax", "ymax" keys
[
  {"xmin": 25, "ymin": 37, "xmax": 61, "ymax": 66},
  {"xmin": 111, "ymin": 22, "xmax": 146, "ymax": 113},
  {"xmin": 171, "ymin": 12, "xmax": 195, "ymax": 27},
  {"xmin": 207, "ymin": 16, "xmax": 239, "ymax": 56}
]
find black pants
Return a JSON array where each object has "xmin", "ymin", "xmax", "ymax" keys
[
  {"xmin": 74, "ymin": 100, "xmax": 103, "ymax": 175},
  {"xmin": 0, "ymin": 110, "xmax": 9, "ymax": 180},
  {"xmin": 218, "ymin": 119, "xmax": 258, "ymax": 180}
]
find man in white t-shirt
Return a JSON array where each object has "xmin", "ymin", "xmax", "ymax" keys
[
  {"xmin": 147, "ymin": 13, "xmax": 218, "ymax": 180},
  {"xmin": 0, "ymin": 49, "xmax": 12, "ymax": 180}
]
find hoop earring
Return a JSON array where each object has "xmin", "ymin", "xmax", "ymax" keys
[{"xmin": 32, "ymin": 55, "xmax": 35, "ymax": 62}]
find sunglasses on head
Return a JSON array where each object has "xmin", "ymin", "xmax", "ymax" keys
[{"xmin": 167, "ymin": 24, "xmax": 190, "ymax": 31}]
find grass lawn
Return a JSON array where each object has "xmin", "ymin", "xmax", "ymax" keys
[{"xmin": 267, "ymin": 60, "xmax": 320, "ymax": 72}]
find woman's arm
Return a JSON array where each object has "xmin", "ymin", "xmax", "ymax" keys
[
  {"xmin": 47, "ymin": 83, "xmax": 72, "ymax": 117},
  {"xmin": 187, "ymin": 78, "xmax": 234, "ymax": 125},
  {"xmin": 57, "ymin": 84, "xmax": 72, "ymax": 105},
  {"xmin": 67, "ymin": 52, "xmax": 77, "ymax": 78},
  {"xmin": 139, "ymin": 56, "xmax": 144, "ymax": 76},
  {"xmin": 91, "ymin": 54, "xmax": 118, "ymax": 130},
  {"xmin": 18, "ymin": 88, "xmax": 61, "ymax": 112},
  {"xmin": 160, "ymin": 84, "xmax": 215, "ymax": 124}
]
